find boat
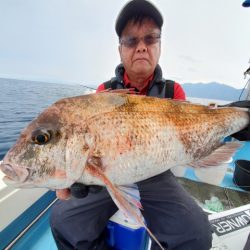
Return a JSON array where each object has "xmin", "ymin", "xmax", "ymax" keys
[{"xmin": 0, "ymin": 171, "xmax": 57, "ymax": 250}]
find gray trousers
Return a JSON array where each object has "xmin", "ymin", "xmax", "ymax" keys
[{"xmin": 50, "ymin": 170, "xmax": 212, "ymax": 250}]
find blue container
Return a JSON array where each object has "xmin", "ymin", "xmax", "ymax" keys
[{"xmin": 106, "ymin": 212, "xmax": 149, "ymax": 250}]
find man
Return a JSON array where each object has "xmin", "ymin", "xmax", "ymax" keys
[{"xmin": 50, "ymin": 1, "xmax": 213, "ymax": 249}]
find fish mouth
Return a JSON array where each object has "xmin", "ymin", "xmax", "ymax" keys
[{"xmin": 0, "ymin": 162, "xmax": 30, "ymax": 185}]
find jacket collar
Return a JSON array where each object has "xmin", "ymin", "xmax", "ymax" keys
[{"xmin": 114, "ymin": 64, "xmax": 163, "ymax": 84}]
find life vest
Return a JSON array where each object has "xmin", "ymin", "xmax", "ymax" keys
[
  {"xmin": 103, "ymin": 64, "xmax": 175, "ymax": 99},
  {"xmin": 103, "ymin": 78, "xmax": 174, "ymax": 98}
]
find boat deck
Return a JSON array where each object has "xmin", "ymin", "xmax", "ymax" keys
[
  {"xmin": 178, "ymin": 177, "xmax": 250, "ymax": 211},
  {"xmin": 11, "ymin": 206, "xmax": 57, "ymax": 250}
]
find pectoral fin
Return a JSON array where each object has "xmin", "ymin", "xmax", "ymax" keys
[
  {"xmin": 189, "ymin": 142, "xmax": 241, "ymax": 186},
  {"xmin": 85, "ymin": 156, "xmax": 165, "ymax": 250},
  {"xmin": 189, "ymin": 141, "xmax": 241, "ymax": 168}
]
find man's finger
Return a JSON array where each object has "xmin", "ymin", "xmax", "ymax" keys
[
  {"xmin": 70, "ymin": 183, "xmax": 89, "ymax": 198},
  {"xmin": 56, "ymin": 188, "xmax": 71, "ymax": 200}
]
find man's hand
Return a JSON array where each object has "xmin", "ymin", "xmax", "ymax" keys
[
  {"xmin": 56, "ymin": 183, "xmax": 103, "ymax": 200},
  {"xmin": 56, "ymin": 188, "xmax": 71, "ymax": 200},
  {"xmin": 219, "ymin": 101, "xmax": 250, "ymax": 141},
  {"xmin": 231, "ymin": 127, "xmax": 250, "ymax": 141}
]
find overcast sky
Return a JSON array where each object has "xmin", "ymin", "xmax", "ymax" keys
[{"xmin": 0, "ymin": 0, "xmax": 249, "ymax": 89}]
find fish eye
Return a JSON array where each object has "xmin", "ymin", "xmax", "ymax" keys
[{"xmin": 32, "ymin": 129, "xmax": 52, "ymax": 145}]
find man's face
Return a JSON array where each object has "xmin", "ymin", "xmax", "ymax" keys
[{"xmin": 119, "ymin": 19, "xmax": 161, "ymax": 79}]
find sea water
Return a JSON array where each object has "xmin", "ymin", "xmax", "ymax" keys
[{"xmin": 0, "ymin": 78, "xmax": 94, "ymax": 160}]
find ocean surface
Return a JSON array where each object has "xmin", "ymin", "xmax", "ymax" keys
[
  {"xmin": 0, "ymin": 78, "xmax": 229, "ymax": 160},
  {"xmin": 0, "ymin": 78, "xmax": 94, "ymax": 160}
]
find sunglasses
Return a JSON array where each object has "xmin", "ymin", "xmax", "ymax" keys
[{"xmin": 120, "ymin": 33, "xmax": 161, "ymax": 48}]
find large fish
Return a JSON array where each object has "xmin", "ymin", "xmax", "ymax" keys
[{"xmin": 0, "ymin": 93, "xmax": 249, "ymax": 249}]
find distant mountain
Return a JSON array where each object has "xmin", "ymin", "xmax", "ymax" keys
[{"xmin": 182, "ymin": 82, "xmax": 244, "ymax": 101}]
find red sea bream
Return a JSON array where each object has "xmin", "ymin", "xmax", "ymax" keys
[{"xmin": 0, "ymin": 93, "xmax": 249, "ymax": 249}]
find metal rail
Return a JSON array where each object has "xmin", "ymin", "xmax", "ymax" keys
[{"xmin": 4, "ymin": 197, "xmax": 57, "ymax": 250}]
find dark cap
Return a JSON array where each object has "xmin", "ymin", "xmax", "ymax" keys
[{"xmin": 115, "ymin": 0, "xmax": 163, "ymax": 37}]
